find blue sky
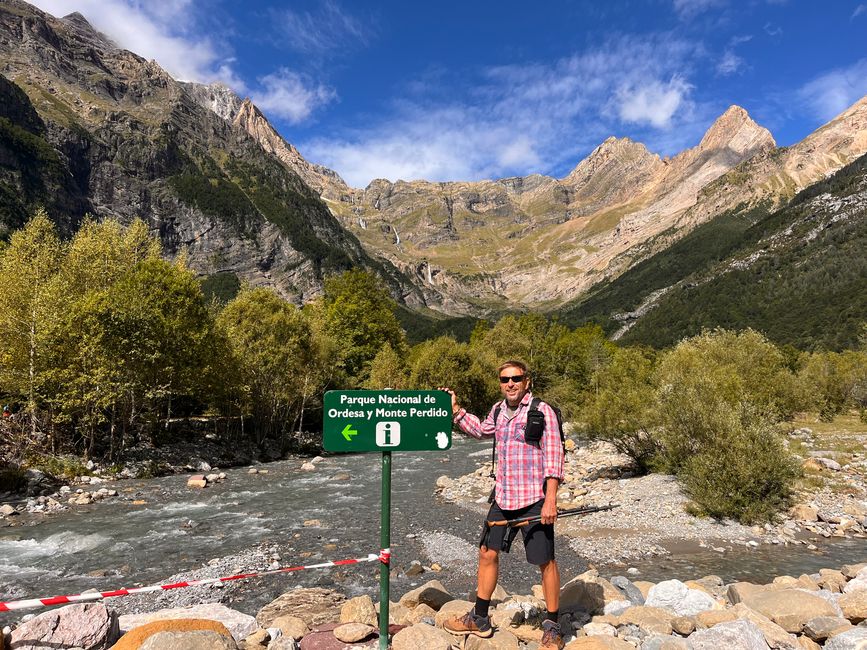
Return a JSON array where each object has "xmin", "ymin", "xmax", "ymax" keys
[{"xmin": 29, "ymin": 0, "xmax": 867, "ymax": 187}]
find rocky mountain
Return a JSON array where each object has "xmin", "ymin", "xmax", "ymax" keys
[{"xmin": 0, "ymin": 0, "xmax": 430, "ymax": 306}]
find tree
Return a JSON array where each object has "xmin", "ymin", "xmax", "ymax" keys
[
  {"xmin": 365, "ymin": 343, "xmax": 409, "ymax": 390},
  {"xmin": 322, "ymin": 270, "xmax": 406, "ymax": 384},
  {"xmin": 0, "ymin": 210, "xmax": 63, "ymax": 445}
]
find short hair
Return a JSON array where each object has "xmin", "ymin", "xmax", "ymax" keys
[{"xmin": 497, "ymin": 360, "xmax": 529, "ymax": 376}]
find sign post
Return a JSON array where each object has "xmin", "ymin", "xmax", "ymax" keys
[{"xmin": 323, "ymin": 390, "xmax": 452, "ymax": 650}]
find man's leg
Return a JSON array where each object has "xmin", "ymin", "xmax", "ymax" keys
[
  {"xmin": 540, "ymin": 558, "xmax": 560, "ymax": 612},
  {"xmin": 476, "ymin": 545, "xmax": 500, "ymax": 600}
]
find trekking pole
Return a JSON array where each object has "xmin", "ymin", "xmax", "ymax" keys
[{"xmin": 486, "ymin": 504, "xmax": 618, "ymax": 528}]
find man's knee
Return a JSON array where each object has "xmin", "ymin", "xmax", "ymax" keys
[{"xmin": 479, "ymin": 546, "xmax": 499, "ymax": 565}]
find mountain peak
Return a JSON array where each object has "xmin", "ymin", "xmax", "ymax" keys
[
  {"xmin": 698, "ymin": 105, "xmax": 776, "ymax": 153},
  {"xmin": 564, "ymin": 135, "xmax": 660, "ymax": 184}
]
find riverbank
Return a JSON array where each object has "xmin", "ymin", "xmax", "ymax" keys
[{"xmin": 4, "ymin": 558, "xmax": 867, "ymax": 649}]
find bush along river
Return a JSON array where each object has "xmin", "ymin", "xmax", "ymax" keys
[{"xmin": 0, "ymin": 436, "xmax": 865, "ymax": 629}]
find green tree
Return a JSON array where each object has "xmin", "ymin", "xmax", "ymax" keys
[
  {"xmin": 800, "ymin": 350, "xmax": 867, "ymax": 420},
  {"xmin": 365, "ymin": 343, "xmax": 409, "ymax": 390},
  {"xmin": 0, "ymin": 210, "xmax": 63, "ymax": 445},
  {"xmin": 322, "ymin": 270, "xmax": 406, "ymax": 383},
  {"xmin": 217, "ymin": 287, "xmax": 324, "ymax": 446}
]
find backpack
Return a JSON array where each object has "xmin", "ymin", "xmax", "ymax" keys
[{"xmin": 489, "ymin": 397, "xmax": 566, "ymax": 481}]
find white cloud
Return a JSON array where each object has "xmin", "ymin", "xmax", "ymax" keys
[
  {"xmin": 672, "ymin": 0, "xmax": 727, "ymax": 19},
  {"xmin": 763, "ymin": 22, "xmax": 783, "ymax": 37},
  {"xmin": 717, "ymin": 50, "xmax": 744, "ymax": 76},
  {"xmin": 853, "ymin": 4, "xmax": 867, "ymax": 19},
  {"xmin": 275, "ymin": 0, "xmax": 369, "ymax": 55},
  {"xmin": 617, "ymin": 77, "xmax": 692, "ymax": 127},
  {"xmin": 303, "ymin": 36, "xmax": 704, "ymax": 187},
  {"xmin": 798, "ymin": 58, "xmax": 867, "ymax": 122},
  {"xmin": 252, "ymin": 70, "xmax": 337, "ymax": 124},
  {"xmin": 29, "ymin": 0, "xmax": 233, "ymax": 84}
]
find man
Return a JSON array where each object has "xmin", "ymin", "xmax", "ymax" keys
[{"xmin": 442, "ymin": 360, "xmax": 565, "ymax": 649}]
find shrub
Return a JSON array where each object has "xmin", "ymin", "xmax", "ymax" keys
[{"xmin": 680, "ymin": 405, "xmax": 800, "ymax": 524}]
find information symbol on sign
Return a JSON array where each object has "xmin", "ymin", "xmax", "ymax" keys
[{"xmin": 375, "ymin": 421, "xmax": 401, "ymax": 447}]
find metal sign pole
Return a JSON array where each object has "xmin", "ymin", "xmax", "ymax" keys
[{"xmin": 379, "ymin": 450, "xmax": 391, "ymax": 650}]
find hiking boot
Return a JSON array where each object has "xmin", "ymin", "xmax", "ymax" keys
[
  {"xmin": 443, "ymin": 609, "xmax": 493, "ymax": 638},
  {"xmin": 541, "ymin": 620, "xmax": 565, "ymax": 650}
]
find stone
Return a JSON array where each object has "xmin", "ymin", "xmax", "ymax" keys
[
  {"xmin": 398, "ymin": 580, "xmax": 454, "ymax": 610},
  {"xmin": 0, "ymin": 504, "xmax": 17, "ymax": 516},
  {"xmin": 300, "ymin": 463, "xmax": 315, "ymax": 472},
  {"xmin": 139, "ymin": 630, "xmax": 237, "ymax": 649},
  {"xmin": 789, "ymin": 505, "xmax": 819, "ymax": 521},
  {"xmin": 391, "ymin": 623, "xmax": 455, "ymax": 649},
  {"xmin": 845, "ymin": 578, "xmax": 867, "ymax": 594},
  {"xmin": 671, "ymin": 616, "xmax": 696, "ymax": 635},
  {"xmin": 186, "ymin": 475, "xmax": 207, "ymax": 488},
  {"xmin": 611, "ymin": 576, "xmax": 646, "ymax": 605},
  {"xmin": 730, "ymin": 603, "xmax": 800, "ymax": 650},
  {"xmin": 267, "ymin": 637, "xmax": 299, "ymax": 650},
  {"xmin": 243, "ymin": 628, "xmax": 271, "ymax": 647},
  {"xmin": 302, "ymin": 519, "xmax": 321, "ymax": 527},
  {"xmin": 561, "ymin": 570, "xmax": 631, "ymax": 614},
  {"xmin": 640, "ymin": 636, "xmax": 692, "ymax": 650},
  {"xmin": 490, "ymin": 595, "xmax": 544, "ymax": 628},
  {"xmin": 824, "ymin": 627, "xmax": 867, "ymax": 650},
  {"xmin": 112, "ymin": 619, "xmax": 233, "ymax": 650},
  {"xmin": 819, "ymin": 571, "xmax": 848, "ymax": 593},
  {"xmin": 583, "ymin": 622, "xmax": 617, "ymax": 636},
  {"xmin": 727, "ymin": 583, "xmax": 768, "ymax": 605},
  {"xmin": 340, "ymin": 596, "xmax": 377, "ymax": 626},
  {"xmin": 618, "ymin": 606, "xmax": 676, "ymax": 636},
  {"xmin": 333, "ymin": 623, "xmax": 375, "ymax": 643},
  {"xmin": 839, "ymin": 590, "xmax": 867, "ymax": 623},
  {"xmin": 434, "ymin": 599, "xmax": 474, "ymax": 627},
  {"xmin": 465, "ymin": 628, "xmax": 521, "ymax": 649},
  {"xmin": 803, "ymin": 616, "xmax": 853, "ymax": 642},
  {"xmin": 404, "ymin": 602, "xmax": 437, "ymax": 625},
  {"xmin": 695, "ymin": 609, "xmax": 738, "ymax": 628},
  {"xmin": 298, "ymin": 622, "xmax": 375, "ymax": 650},
  {"xmin": 742, "ymin": 589, "xmax": 838, "ymax": 633},
  {"xmin": 634, "ymin": 582, "xmax": 656, "ymax": 599},
  {"xmin": 564, "ymin": 637, "xmax": 635, "ymax": 649},
  {"xmin": 269, "ymin": 615, "xmax": 309, "ymax": 641},
  {"xmin": 646, "ymin": 580, "xmax": 719, "ymax": 616},
  {"xmin": 796, "ymin": 637, "xmax": 821, "ymax": 650},
  {"xmin": 688, "ymin": 619, "xmax": 770, "ymax": 650},
  {"xmin": 119, "ymin": 604, "xmax": 257, "ymax": 643},
  {"xmin": 468, "ymin": 583, "xmax": 510, "ymax": 607},
  {"xmin": 843, "ymin": 564, "xmax": 867, "ymax": 579},
  {"xmin": 11, "ymin": 603, "xmax": 118, "ymax": 650},
  {"xmin": 256, "ymin": 589, "xmax": 345, "ymax": 628}
]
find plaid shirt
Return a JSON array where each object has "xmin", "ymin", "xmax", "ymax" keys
[{"xmin": 454, "ymin": 392, "xmax": 564, "ymax": 510}]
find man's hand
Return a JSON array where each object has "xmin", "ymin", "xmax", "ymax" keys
[
  {"xmin": 541, "ymin": 477, "xmax": 559, "ymax": 524},
  {"xmin": 439, "ymin": 387, "xmax": 460, "ymax": 416}
]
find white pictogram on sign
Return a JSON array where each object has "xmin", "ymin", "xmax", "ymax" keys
[{"xmin": 376, "ymin": 421, "xmax": 401, "ymax": 447}]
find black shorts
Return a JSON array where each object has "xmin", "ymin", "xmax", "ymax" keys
[{"xmin": 479, "ymin": 499, "xmax": 555, "ymax": 566}]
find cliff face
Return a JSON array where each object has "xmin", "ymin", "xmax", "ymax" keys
[{"xmin": 0, "ymin": 0, "xmax": 427, "ymax": 306}]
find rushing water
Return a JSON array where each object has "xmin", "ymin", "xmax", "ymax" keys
[{"xmin": 1, "ymin": 435, "xmax": 865, "ymax": 623}]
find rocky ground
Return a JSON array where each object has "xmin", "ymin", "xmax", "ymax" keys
[
  {"xmin": 436, "ymin": 426, "xmax": 867, "ymax": 565},
  {"xmin": 4, "ymin": 557, "xmax": 867, "ymax": 649}
]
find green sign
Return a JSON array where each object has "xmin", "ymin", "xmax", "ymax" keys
[{"xmin": 323, "ymin": 390, "xmax": 452, "ymax": 452}]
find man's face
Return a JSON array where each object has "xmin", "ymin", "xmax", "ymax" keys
[{"xmin": 499, "ymin": 365, "xmax": 530, "ymax": 406}]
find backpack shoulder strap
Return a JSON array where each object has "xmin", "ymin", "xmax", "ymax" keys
[{"xmin": 529, "ymin": 397, "xmax": 541, "ymax": 412}]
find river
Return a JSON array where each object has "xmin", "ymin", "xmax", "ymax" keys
[{"xmin": 1, "ymin": 435, "xmax": 864, "ymax": 624}]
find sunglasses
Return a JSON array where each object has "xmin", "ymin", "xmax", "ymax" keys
[{"xmin": 499, "ymin": 374, "xmax": 525, "ymax": 384}]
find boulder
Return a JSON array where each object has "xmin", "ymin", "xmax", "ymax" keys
[
  {"xmin": 186, "ymin": 475, "xmax": 207, "ymax": 488},
  {"xmin": 398, "ymin": 580, "xmax": 453, "ymax": 610},
  {"xmin": 0, "ymin": 504, "xmax": 17, "ymax": 516},
  {"xmin": 789, "ymin": 505, "xmax": 819, "ymax": 521},
  {"xmin": 339, "ymin": 595, "xmax": 377, "ymax": 626},
  {"xmin": 611, "ymin": 576, "xmax": 646, "ymax": 605},
  {"xmin": 242, "ymin": 628, "xmax": 270, "ymax": 647},
  {"xmin": 802, "ymin": 616, "xmax": 853, "ymax": 642},
  {"xmin": 268, "ymin": 637, "xmax": 300, "ymax": 650},
  {"xmin": 824, "ymin": 627, "xmax": 867, "ymax": 650},
  {"xmin": 111, "ymin": 619, "xmax": 233, "ymax": 650},
  {"xmin": 844, "ymin": 578, "xmax": 867, "ymax": 594},
  {"xmin": 695, "ymin": 609, "xmax": 738, "ymax": 628},
  {"xmin": 403, "ymin": 602, "xmax": 437, "ymax": 625},
  {"xmin": 671, "ymin": 616, "xmax": 696, "ymax": 635},
  {"xmin": 333, "ymin": 623, "xmax": 376, "ymax": 643},
  {"xmin": 842, "ymin": 564, "xmax": 867, "ymax": 579},
  {"xmin": 491, "ymin": 595, "xmax": 544, "ymax": 628},
  {"xmin": 796, "ymin": 636, "xmax": 821, "ymax": 650},
  {"xmin": 564, "ymin": 637, "xmax": 634, "ymax": 649},
  {"xmin": 741, "ymin": 590, "xmax": 837, "ymax": 633},
  {"xmin": 119, "ymin": 603, "xmax": 256, "ymax": 643},
  {"xmin": 839, "ymin": 590, "xmax": 867, "ymax": 623},
  {"xmin": 139, "ymin": 630, "xmax": 237, "ymax": 649},
  {"xmin": 465, "ymin": 628, "xmax": 521, "ymax": 650},
  {"xmin": 468, "ymin": 583, "xmax": 510, "ymax": 607},
  {"xmin": 730, "ymin": 603, "xmax": 800, "ymax": 650},
  {"xmin": 646, "ymin": 580, "xmax": 719, "ymax": 616},
  {"xmin": 583, "ymin": 622, "xmax": 617, "ymax": 636},
  {"xmin": 689, "ymin": 619, "xmax": 770, "ymax": 650},
  {"xmin": 727, "ymin": 583, "xmax": 768, "ymax": 605},
  {"xmin": 392, "ymin": 623, "xmax": 456, "ymax": 649},
  {"xmin": 634, "ymin": 582, "xmax": 656, "ymax": 599},
  {"xmin": 617, "ymin": 606, "xmax": 676, "ymax": 636},
  {"xmin": 818, "ymin": 571, "xmax": 848, "ymax": 593},
  {"xmin": 434, "ymin": 599, "xmax": 474, "ymax": 627},
  {"xmin": 269, "ymin": 615, "xmax": 309, "ymax": 641},
  {"xmin": 561, "ymin": 570, "xmax": 630, "ymax": 614},
  {"xmin": 298, "ymin": 622, "xmax": 377, "ymax": 650},
  {"xmin": 256, "ymin": 588, "xmax": 345, "ymax": 627},
  {"xmin": 12, "ymin": 603, "xmax": 118, "ymax": 650},
  {"xmin": 639, "ymin": 636, "xmax": 692, "ymax": 650}
]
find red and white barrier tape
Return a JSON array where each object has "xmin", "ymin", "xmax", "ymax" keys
[{"xmin": 0, "ymin": 551, "xmax": 387, "ymax": 612}]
